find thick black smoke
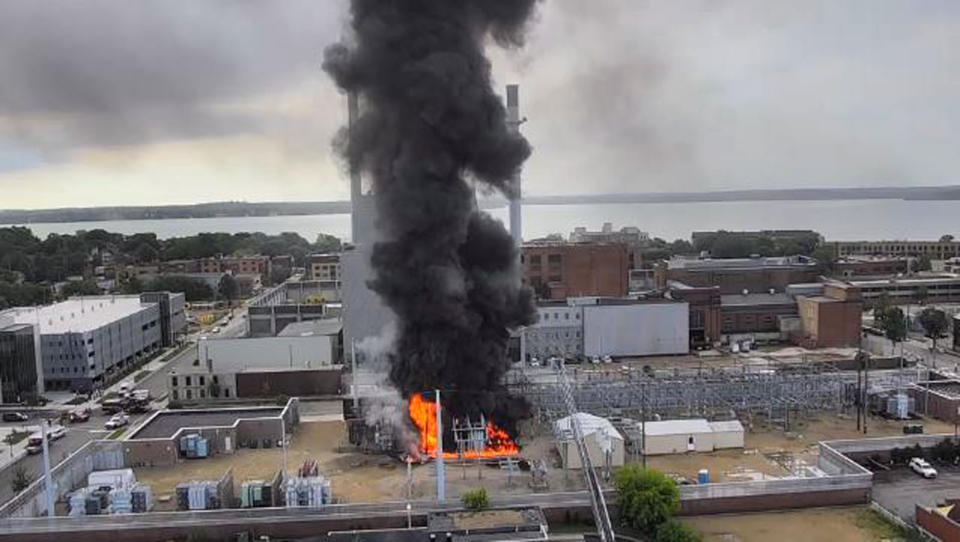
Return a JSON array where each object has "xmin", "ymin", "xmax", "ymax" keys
[{"xmin": 324, "ymin": 0, "xmax": 538, "ymax": 440}]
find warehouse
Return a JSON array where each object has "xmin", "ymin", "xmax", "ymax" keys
[
  {"xmin": 581, "ymin": 297, "xmax": 688, "ymax": 357},
  {"xmin": 554, "ymin": 412, "xmax": 625, "ymax": 469},
  {"xmin": 640, "ymin": 419, "xmax": 745, "ymax": 456},
  {"xmin": 523, "ymin": 296, "xmax": 689, "ymax": 361}
]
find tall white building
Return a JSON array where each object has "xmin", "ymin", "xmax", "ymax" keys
[{"xmin": 0, "ymin": 295, "xmax": 182, "ymax": 392}]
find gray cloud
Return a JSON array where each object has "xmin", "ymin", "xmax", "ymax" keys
[
  {"xmin": 1, "ymin": 0, "xmax": 959, "ymax": 197},
  {"xmin": 0, "ymin": 0, "xmax": 344, "ymax": 149}
]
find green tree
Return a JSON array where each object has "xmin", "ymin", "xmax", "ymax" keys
[
  {"xmin": 940, "ymin": 234, "xmax": 955, "ymax": 243},
  {"xmin": 147, "ymin": 276, "xmax": 214, "ymax": 301},
  {"xmin": 615, "ymin": 465, "xmax": 679, "ymax": 534},
  {"xmin": 461, "ymin": 487, "xmax": 489, "ymax": 510},
  {"xmin": 918, "ymin": 307, "xmax": 949, "ymax": 351},
  {"xmin": 11, "ymin": 465, "xmax": 32, "ymax": 494},
  {"xmin": 60, "ymin": 279, "xmax": 103, "ymax": 298},
  {"xmin": 654, "ymin": 519, "xmax": 702, "ymax": 542},
  {"xmin": 879, "ymin": 307, "xmax": 907, "ymax": 354},
  {"xmin": 873, "ymin": 293, "xmax": 893, "ymax": 327},
  {"xmin": 911, "ymin": 254, "xmax": 932, "ymax": 273},
  {"xmin": 668, "ymin": 239, "xmax": 694, "ymax": 256},
  {"xmin": 811, "ymin": 245, "xmax": 837, "ymax": 275},
  {"xmin": 217, "ymin": 274, "xmax": 239, "ymax": 304},
  {"xmin": 915, "ymin": 285, "xmax": 929, "ymax": 306}
]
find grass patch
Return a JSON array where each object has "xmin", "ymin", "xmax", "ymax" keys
[
  {"xmin": 3, "ymin": 430, "xmax": 30, "ymax": 446},
  {"xmin": 133, "ymin": 370, "xmax": 151, "ymax": 383},
  {"xmin": 101, "ymin": 391, "xmax": 118, "ymax": 401},
  {"xmin": 107, "ymin": 427, "xmax": 128, "ymax": 440},
  {"xmin": 855, "ymin": 508, "xmax": 924, "ymax": 541},
  {"xmin": 64, "ymin": 396, "xmax": 88, "ymax": 405}
]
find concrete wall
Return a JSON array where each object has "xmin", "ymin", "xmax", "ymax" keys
[
  {"xmin": 582, "ymin": 302, "xmax": 689, "ymax": 357},
  {"xmin": 916, "ymin": 504, "xmax": 960, "ymax": 542}
]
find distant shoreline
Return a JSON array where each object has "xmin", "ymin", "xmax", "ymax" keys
[{"xmin": 2, "ymin": 185, "xmax": 957, "ymax": 225}]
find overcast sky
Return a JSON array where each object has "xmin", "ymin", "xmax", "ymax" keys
[{"xmin": 1, "ymin": 0, "xmax": 958, "ymax": 209}]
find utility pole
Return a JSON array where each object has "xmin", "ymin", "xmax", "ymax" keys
[
  {"xmin": 435, "ymin": 389, "xmax": 444, "ymax": 503},
  {"xmin": 351, "ymin": 339, "xmax": 358, "ymax": 409},
  {"xmin": 41, "ymin": 420, "xmax": 54, "ymax": 517},
  {"xmin": 641, "ymin": 382, "xmax": 647, "ymax": 469}
]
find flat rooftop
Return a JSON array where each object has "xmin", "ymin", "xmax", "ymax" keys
[
  {"xmin": 720, "ymin": 293, "xmax": 795, "ymax": 307},
  {"xmin": 1, "ymin": 296, "xmax": 151, "ymax": 334},
  {"xmin": 129, "ymin": 407, "xmax": 284, "ymax": 439},
  {"xmin": 665, "ymin": 255, "xmax": 815, "ymax": 271},
  {"xmin": 917, "ymin": 381, "xmax": 960, "ymax": 399},
  {"xmin": 277, "ymin": 318, "xmax": 343, "ymax": 337}
]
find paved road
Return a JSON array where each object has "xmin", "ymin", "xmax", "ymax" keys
[
  {"xmin": 0, "ymin": 427, "xmax": 93, "ymax": 505},
  {"xmin": 873, "ymin": 465, "xmax": 960, "ymax": 522}
]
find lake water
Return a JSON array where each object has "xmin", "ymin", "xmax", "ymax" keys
[{"xmin": 5, "ymin": 199, "xmax": 958, "ymax": 242}]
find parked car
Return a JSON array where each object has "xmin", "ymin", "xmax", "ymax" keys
[
  {"xmin": 211, "ymin": 326, "xmax": 221, "ymax": 334},
  {"xmin": 2, "ymin": 412, "xmax": 29, "ymax": 422},
  {"xmin": 909, "ymin": 457, "xmax": 937, "ymax": 478},
  {"xmin": 104, "ymin": 414, "xmax": 130, "ymax": 430}
]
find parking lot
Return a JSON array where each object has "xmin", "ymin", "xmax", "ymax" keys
[{"xmin": 873, "ymin": 464, "xmax": 960, "ymax": 522}]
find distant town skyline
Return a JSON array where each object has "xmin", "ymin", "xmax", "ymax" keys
[{"xmin": 2, "ymin": 0, "xmax": 959, "ymax": 209}]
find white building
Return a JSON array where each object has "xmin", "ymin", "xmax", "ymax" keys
[
  {"xmin": 171, "ymin": 324, "xmax": 342, "ymax": 401},
  {"xmin": 640, "ymin": 419, "xmax": 745, "ymax": 456},
  {"xmin": 522, "ymin": 297, "xmax": 689, "ymax": 362},
  {"xmin": 554, "ymin": 412, "xmax": 625, "ymax": 469},
  {"xmin": 1, "ymin": 296, "xmax": 164, "ymax": 392}
]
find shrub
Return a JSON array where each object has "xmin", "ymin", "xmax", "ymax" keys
[
  {"xmin": 654, "ymin": 519, "xmax": 702, "ymax": 542},
  {"xmin": 615, "ymin": 465, "xmax": 680, "ymax": 534},
  {"xmin": 461, "ymin": 488, "xmax": 489, "ymax": 510}
]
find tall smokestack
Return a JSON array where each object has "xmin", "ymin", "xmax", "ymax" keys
[
  {"xmin": 323, "ymin": 0, "xmax": 538, "ymax": 439},
  {"xmin": 506, "ymin": 84, "xmax": 522, "ymax": 244}
]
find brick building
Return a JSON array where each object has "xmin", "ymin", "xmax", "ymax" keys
[
  {"xmin": 221, "ymin": 255, "xmax": 270, "ymax": 276},
  {"xmin": 832, "ymin": 256, "xmax": 908, "ymax": 277},
  {"xmin": 654, "ymin": 255, "xmax": 820, "ymax": 295},
  {"xmin": 666, "ymin": 283, "xmax": 722, "ymax": 347},
  {"xmin": 306, "ymin": 253, "xmax": 341, "ymax": 282},
  {"xmin": 521, "ymin": 242, "xmax": 629, "ymax": 301},
  {"xmin": 829, "ymin": 239, "xmax": 960, "ymax": 260},
  {"xmin": 795, "ymin": 283, "xmax": 863, "ymax": 348}
]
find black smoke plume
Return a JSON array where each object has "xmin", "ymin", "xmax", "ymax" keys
[{"xmin": 323, "ymin": 0, "xmax": 538, "ymax": 441}]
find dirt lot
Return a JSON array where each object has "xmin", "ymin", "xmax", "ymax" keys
[
  {"xmin": 134, "ymin": 411, "xmax": 957, "ymax": 509},
  {"xmin": 681, "ymin": 506, "xmax": 901, "ymax": 542}
]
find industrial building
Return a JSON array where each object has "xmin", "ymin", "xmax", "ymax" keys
[
  {"xmin": 843, "ymin": 275, "xmax": 960, "ymax": 306},
  {"xmin": 666, "ymin": 280, "xmax": 862, "ymax": 348},
  {"xmin": 247, "ymin": 281, "xmax": 341, "ymax": 337},
  {"xmin": 169, "ymin": 328, "xmax": 343, "ymax": 401},
  {"xmin": 124, "ymin": 399, "xmax": 299, "ymax": 467},
  {"xmin": 522, "ymin": 241, "xmax": 630, "ymax": 301},
  {"xmin": 795, "ymin": 283, "xmax": 863, "ymax": 348},
  {"xmin": 0, "ymin": 294, "xmax": 186, "ymax": 392},
  {"xmin": 832, "ymin": 256, "xmax": 909, "ymax": 277},
  {"xmin": 522, "ymin": 297, "xmax": 689, "ymax": 361},
  {"xmin": 640, "ymin": 419, "xmax": 745, "ymax": 456},
  {"xmin": 828, "ymin": 239, "xmax": 960, "ymax": 260},
  {"xmin": 554, "ymin": 412, "xmax": 625, "ymax": 469},
  {"xmin": 655, "ymin": 255, "xmax": 820, "ymax": 295}
]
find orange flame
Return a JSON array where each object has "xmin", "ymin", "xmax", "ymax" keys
[{"xmin": 408, "ymin": 394, "xmax": 519, "ymax": 459}]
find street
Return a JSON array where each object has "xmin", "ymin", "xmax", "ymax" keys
[{"xmin": 0, "ymin": 426, "xmax": 92, "ymax": 505}]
